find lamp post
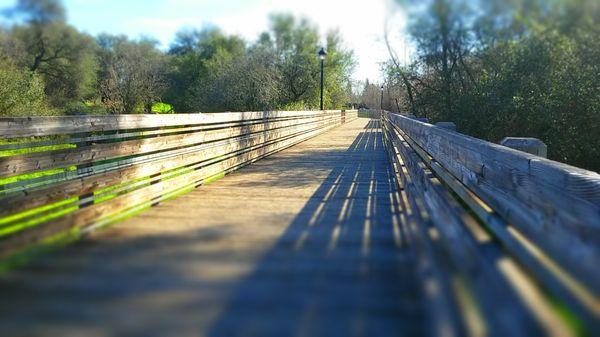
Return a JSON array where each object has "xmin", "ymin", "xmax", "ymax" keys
[
  {"xmin": 318, "ymin": 48, "xmax": 327, "ymax": 110},
  {"xmin": 380, "ymin": 85, "xmax": 384, "ymax": 111}
]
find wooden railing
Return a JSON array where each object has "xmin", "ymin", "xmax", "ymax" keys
[
  {"xmin": 382, "ymin": 111, "xmax": 599, "ymax": 333},
  {"xmin": 0, "ymin": 110, "xmax": 357, "ymax": 260}
]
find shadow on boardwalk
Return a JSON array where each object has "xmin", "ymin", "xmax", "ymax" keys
[
  {"xmin": 0, "ymin": 120, "xmax": 426, "ymax": 337},
  {"xmin": 208, "ymin": 120, "xmax": 427, "ymax": 337}
]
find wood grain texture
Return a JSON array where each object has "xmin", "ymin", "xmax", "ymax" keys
[
  {"xmin": 0, "ymin": 110, "xmax": 347, "ymax": 138},
  {"xmin": 0, "ymin": 111, "xmax": 357, "ymax": 258},
  {"xmin": 383, "ymin": 116, "xmax": 546, "ymax": 337},
  {"xmin": 0, "ymin": 115, "xmax": 591, "ymax": 336},
  {"xmin": 385, "ymin": 112, "xmax": 600, "ymax": 294},
  {"xmin": 0, "ymin": 118, "xmax": 427, "ymax": 337},
  {"xmin": 0, "ymin": 114, "xmax": 343, "ymax": 177}
]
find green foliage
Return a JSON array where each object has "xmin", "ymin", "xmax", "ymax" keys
[
  {"xmin": 1, "ymin": 0, "xmax": 356, "ymax": 118},
  {"xmin": 167, "ymin": 15, "xmax": 355, "ymax": 113},
  {"xmin": 96, "ymin": 35, "xmax": 169, "ymax": 114},
  {"xmin": 385, "ymin": 0, "xmax": 600, "ymax": 171},
  {"xmin": 322, "ymin": 30, "xmax": 356, "ymax": 109},
  {"xmin": 280, "ymin": 101, "xmax": 309, "ymax": 111},
  {"xmin": 151, "ymin": 102, "xmax": 174, "ymax": 114},
  {"xmin": 271, "ymin": 14, "xmax": 320, "ymax": 107},
  {"xmin": 0, "ymin": 59, "xmax": 50, "ymax": 116},
  {"xmin": 167, "ymin": 27, "xmax": 249, "ymax": 112},
  {"xmin": 10, "ymin": 22, "xmax": 98, "ymax": 107},
  {"xmin": 13, "ymin": 0, "xmax": 66, "ymax": 24},
  {"xmin": 64, "ymin": 101, "xmax": 107, "ymax": 115},
  {"xmin": 1, "ymin": 0, "xmax": 97, "ymax": 110}
]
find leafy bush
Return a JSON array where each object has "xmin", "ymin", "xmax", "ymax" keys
[
  {"xmin": 64, "ymin": 101, "xmax": 108, "ymax": 115},
  {"xmin": 280, "ymin": 101, "xmax": 308, "ymax": 111},
  {"xmin": 384, "ymin": 0, "xmax": 600, "ymax": 172},
  {"xmin": 151, "ymin": 102, "xmax": 175, "ymax": 114},
  {"xmin": 0, "ymin": 60, "xmax": 50, "ymax": 116}
]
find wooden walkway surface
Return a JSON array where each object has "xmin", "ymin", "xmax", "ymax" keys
[{"xmin": 0, "ymin": 118, "xmax": 427, "ymax": 337}]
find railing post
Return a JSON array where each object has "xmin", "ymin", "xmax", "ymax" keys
[
  {"xmin": 435, "ymin": 122, "xmax": 457, "ymax": 132},
  {"xmin": 500, "ymin": 137, "xmax": 548, "ymax": 158}
]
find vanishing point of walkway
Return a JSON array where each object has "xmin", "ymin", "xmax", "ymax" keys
[{"xmin": 0, "ymin": 119, "xmax": 426, "ymax": 336}]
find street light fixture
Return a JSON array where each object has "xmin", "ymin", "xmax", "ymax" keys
[
  {"xmin": 380, "ymin": 85, "xmax": 384, "ymax": 111},
  {"xmin": 318, "ymin": 48, "xmax": 327, "ymax": 110}
]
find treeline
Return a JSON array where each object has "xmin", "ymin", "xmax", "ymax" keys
[
  {"xmin": 0, "ymin": 0, "xmax": 356, "ymax": 116},
  {"xmin": 379, "ymin": 0, "xmax": 599, "ymax": 171}
]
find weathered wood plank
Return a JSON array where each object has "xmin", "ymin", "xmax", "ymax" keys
[
  {"xmin": 0, "ymin": 118, "xmax": 344, "ymax": 218},
  {"xmin": 0, "ymin": 113, "xmax": 330, "ymax": 151},
  {"xmin": 0, "ymin": 110, "xmax": 350, "ymax": 138},
  {"xmin": 0, "ymin": 111, "xmax": 356, "ymax": 257},
  {"xmin": 383, "ymin": 117, "xmax": 547, "ymax": 336},
  {"xmin": 383, "ymin": 123, "xmax": 466, "ymax": 337},
  {"xmin": 385, "ymin": 112, "xmax": 600, "ymax": 294},
  {"xmin": 0, "ymin": 113, "xmax": 344, "ymax": 178},
  {"xmin": 386, "ymin": 118, "xmax": 600, "ymax": 329},
  {"xmin": 0, "ymin": 118, "xmax": 425, "ymax": 337}
]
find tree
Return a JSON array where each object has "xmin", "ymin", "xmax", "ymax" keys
[
  {"xmin": 360, "ymin": 80, "xmax": 382, "ymax": 109},
  {"xmin": 12, "ymin": 0, "xmax": 65, "ymax": 24},
  {"xmin": 270, "ymin": 14, "xmax": 321, "ymax": 107},
  {"xmin": 166, "ymin": 17, "xmax": 356, "ymax": 113},
  {"xmin": 6, "ymin": 0, "xmax": 98, "ymax": 108},
  {"xmin": 0, "ymin": 59, "xmax": 49, "ymax": 116},
  {"xmin": 321, "ymin": 30, "xmax": 356, "ymax": 109},
  {"xmin": 96, "ymin": 35, "xmax": 169, "ymax": 114},
  {"xmin": 167, "ymin": 27, "xmax": 247, "ymax": 112},
  {"xmin": 389, "ymin": 0, "xmax": 600, "ymax": 171}
]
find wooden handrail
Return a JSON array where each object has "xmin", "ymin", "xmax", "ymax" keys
[
  {"xmin": 0, "ymin": 110, "xmax": 357, "ymax": 260},
  {"xmin": 382, "ymin": 111, "xmax": 599, "ymax": 331}
]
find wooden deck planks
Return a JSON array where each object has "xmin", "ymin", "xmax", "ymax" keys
[{"xmin": 0, "ymin": 118, "xmax": 427, "ymax": 337}]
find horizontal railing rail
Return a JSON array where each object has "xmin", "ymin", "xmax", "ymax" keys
[
  {"xmin": 0, "ymin": 110, "xmax": 357, "ymax": 261},
  {"xmin": 382, "ymin": 111, "xmax": 599, "ymax": 333}
]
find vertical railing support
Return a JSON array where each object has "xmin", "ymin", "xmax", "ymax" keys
[{"xmin": 500, "ymin": 137, "xmax": 548, "ymax": 158}]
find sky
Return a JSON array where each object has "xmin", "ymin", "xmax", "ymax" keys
[{"xmin": 0, "ymin": 0, "xmax": 413, "ymax": 82}]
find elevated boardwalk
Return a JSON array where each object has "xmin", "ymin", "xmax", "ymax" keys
[
  {"xmin": 0, "ymin": 119, "xmax": 426, "ymax": 336},
  {"xmin": 1, "ymin": 112, "xmax": 599, "ymax": 337}
]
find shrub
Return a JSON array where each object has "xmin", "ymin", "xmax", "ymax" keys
[
  {"xmin": 0, "ymin": 61, "xmax": 51, "ymax": 116},
  {"xmin": 151, "ymin": 102, "xmax": 175, "ymax": 114}
]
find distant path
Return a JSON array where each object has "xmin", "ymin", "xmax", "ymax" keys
[{"xmin": 0, "ymin": 118, "xmax": 426, "ymax": 337}]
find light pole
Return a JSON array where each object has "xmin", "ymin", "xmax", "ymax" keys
[
  {"xmin": 318, "ymin": 48, "xmax": 327, "ymax": 110},
  {"xmin": 380, "ymin": 85, "xmax": 384, "ymax": 111}
]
